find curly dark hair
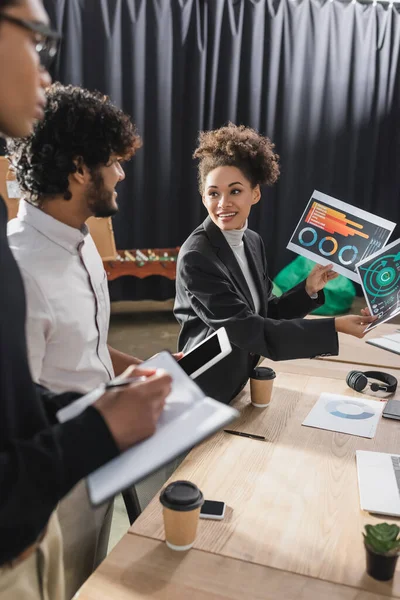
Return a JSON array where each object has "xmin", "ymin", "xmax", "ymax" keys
[
  {"xmin": 193, "ymin": 123, "xmax": 280, "ymax": 192},
  {"xmin": 9, "ymin": 83, "xmax": 142, "ymax": 203},
  {"xmin": 0, "ymin": 0, "xmax": 20, "ymax": 9}
]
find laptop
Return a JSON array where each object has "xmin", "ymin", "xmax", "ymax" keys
[
  {"xmin": 367, "ymin": 331, "xmax": 400, "ymax": 356},
  {"xmin": 356, "ymin": 450, "xmax": 400, "ymax": 516}
]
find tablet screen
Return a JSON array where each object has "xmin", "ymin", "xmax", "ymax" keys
[{"xmin": 178, "ymin": 334, "xmax": 221, "ymax": 377}]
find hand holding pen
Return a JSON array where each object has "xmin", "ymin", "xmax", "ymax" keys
[
  {"xmin": 105, "ymin": 364, "xmax": 148, "ymax": 390},
  {"xmin": 94, "ymin": 365, "xmax": 172, "ymax": 451}
]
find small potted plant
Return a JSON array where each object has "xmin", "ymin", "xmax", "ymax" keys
[{"xmin": 363, "ymin": 523, "xmax": 400, "ymax": 581}]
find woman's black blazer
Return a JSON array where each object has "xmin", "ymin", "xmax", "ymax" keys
[{"xmin": 174, "ymin": 217, "xmax": 339, "ymax": 404}]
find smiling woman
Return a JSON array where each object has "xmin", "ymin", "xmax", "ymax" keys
[
  {"xmin": 195, "ymin": 124, "xmax": 279, "ymax": 231},
  {"xmin": 173, "ymin": 123, "xmax": 376, "ymax": 404}
]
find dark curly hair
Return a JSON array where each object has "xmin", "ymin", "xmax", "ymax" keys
[
  {"xmin": 193, "ymin": 123, "xmax": 280, "ymax": 193},
  {"xmin": 0, "ymin": 0, "xmax": 20, "ymax": 9},
  {"xmin": 9, "ymin": 83, "xmax": 142, "ymax": 203}
]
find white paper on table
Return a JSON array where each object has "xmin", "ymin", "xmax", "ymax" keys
[
  {"xmin": 355, "ymin": 238, "xmax": 400, "ymax": 332},
  {"xmin": 287, "ymin": 190, "xmax": 395, "ymax": 283},
  {"xmin": 302, "ymin": 392, "xmax": 384, "ymax": 438}
]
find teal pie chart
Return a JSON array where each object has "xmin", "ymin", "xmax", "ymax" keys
[
  {"xmin": 325, "ymin": 400, "xmax": 375, "ymax": 420},
  {"xmin": 377, "ymin": 267, "xmax": 396, "ymax": 286},
  {"xmin": 360, "ymin": 255, "xmax": 400, "ymax": 299}
]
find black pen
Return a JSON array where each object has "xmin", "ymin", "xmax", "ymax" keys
[
  {"xmin": 224, "ymin": 429, "xmax": 266, "ymax": 441},
  {"xmin": 105, "ymin": 376, "xmax": 147, "ymax": 389}
]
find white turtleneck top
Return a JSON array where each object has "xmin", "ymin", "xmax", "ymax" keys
[{"xmin": 221, "ymin": 221, "xmax": 261, "ymax": 314}]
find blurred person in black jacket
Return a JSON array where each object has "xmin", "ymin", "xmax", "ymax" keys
[{"xmin": 0, "ymin": 1, "xmax": 171, "ymax": 599}]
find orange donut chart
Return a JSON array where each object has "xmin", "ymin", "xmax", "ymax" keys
[{"xmin": 318, "ymin": 236, "xmax": 338, "ymax": 257}]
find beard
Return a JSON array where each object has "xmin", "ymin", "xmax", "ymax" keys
[{"xmin": 87, "ymin": 169, "xmax": 119, "ymax": 218}]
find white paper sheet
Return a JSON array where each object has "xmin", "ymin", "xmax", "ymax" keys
[
  {"xmin": 287, "ymin": 190, "xmax": 395, "ymax": 283},
  {"xmin": 302, "ymin": 392, "xmax": 384, "ymax": 438}
]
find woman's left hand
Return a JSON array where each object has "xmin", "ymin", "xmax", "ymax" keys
[{"xmin": 305, "ymin": 263, "xmax": 338, "ymax": 296}]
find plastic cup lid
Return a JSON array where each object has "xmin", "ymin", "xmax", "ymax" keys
[
  {"xmin": 159, "ymin": 480, "xmax": 204, "ymax": 511},
  {"xmin": 251, "ymin": 366, "xmax": 276, "ymax": 380}
]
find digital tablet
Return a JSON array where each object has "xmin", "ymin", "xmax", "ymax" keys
[{"xmin": 178, "ymin": 327, "xmax": 232, "ymax": 379}]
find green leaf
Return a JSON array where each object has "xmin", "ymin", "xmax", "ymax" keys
[
  {"xmin": 365, "ymin": 523, "xmax": 400, "ymax": 543},
  {"xmin": 364, "ymin": 523, "xmax": 400, "ymax": 555}
]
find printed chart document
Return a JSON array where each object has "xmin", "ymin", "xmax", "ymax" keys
[
  {"xmin": 287, "ymin": 190, "xmax": 395, "ymax": 283},
  {"xmin": 57, "ymin": 351, "xmax": 239, "ymax": 506},
  {"xmin": 356, "ymin": 238, "xmax": 400, "ymax": 331},
  {"xmin": 302, "ymin": 393, "xmax": 384, "ymax": 438},
  {"xmin": 367, "ymin": 330, "xmax": 400, "ymax": 355}
]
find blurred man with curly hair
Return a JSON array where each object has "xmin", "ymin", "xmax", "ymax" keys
[{"xmin": 7, "ymin": 82, "xmax": 165, "ymax": 598}]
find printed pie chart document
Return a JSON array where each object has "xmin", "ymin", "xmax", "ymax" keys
[
  {"xmin": 302, "ymin": 393, "xmax": 384, "ymax": 438},
  {"xmin": 356, "ymin": 238, "xmax": 400, "ymax": 332},
  {"xmin": 287, "ymin": 190, "xmax": 395, "ymax": 283}
]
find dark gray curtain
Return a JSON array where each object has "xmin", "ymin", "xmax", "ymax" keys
[{"xmin": 44, "ymin": 0, "xmax": 400, "ymax": 301}]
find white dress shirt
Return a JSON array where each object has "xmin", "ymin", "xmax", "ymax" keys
[
  {"xmin": 221, "ymin": 221, "xmax": 261, "ymax": 314},
  {"xmin": 7, "ymin": 200, "xmax": 114, "ymax": 394}
]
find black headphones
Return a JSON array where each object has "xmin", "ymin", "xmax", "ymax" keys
[{"xmin": 346, "ymin": 370, "xmax": 398, "ymax": 394}]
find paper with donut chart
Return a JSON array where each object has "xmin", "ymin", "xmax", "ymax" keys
[
  {"xmin": 287, "ymin": 190, "xmax": 395, "ymax": 283},
  {"xmin": 356, "ymin": 238, "xmax": 400, "ymax": 332},
  {"xmin": 57, "ymin": 351, "xmax": 239, "ymax": 506},
  {"xmin": 302, "ymin": 393, "xmax": 384, "ymax": 438}
]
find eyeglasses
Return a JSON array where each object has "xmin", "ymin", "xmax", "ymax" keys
[{"xmin": 0, "ymin": 14, "xmax": 61, "ymax": 70}]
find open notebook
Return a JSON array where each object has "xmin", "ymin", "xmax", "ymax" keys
[{"xmin": 57, "ymin": 351, "xmax": 239, "ymax": 506}]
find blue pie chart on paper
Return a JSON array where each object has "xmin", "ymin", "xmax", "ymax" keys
[{"xmin": 325, "ymin": 400, "xmax": 375, "ymax": 420}]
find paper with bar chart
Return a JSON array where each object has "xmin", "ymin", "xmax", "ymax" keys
[
  {"xmin": 287, "ymin": 190, "xmax": 396, "ymax": 282},
  {"xmin": 356, "ymin": 238, "xmax": 400, "ymax": 331}
]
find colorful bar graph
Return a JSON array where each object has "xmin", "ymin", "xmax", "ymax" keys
[{"xmin": 305, "ymin": 201, "xmax": 369, "ymax": 240}]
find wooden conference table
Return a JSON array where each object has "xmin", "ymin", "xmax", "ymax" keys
[{"xmin": 78, "ymin": 334, "xmax": 400, "ymax": 600}]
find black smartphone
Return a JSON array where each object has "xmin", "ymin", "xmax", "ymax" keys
[
  {"xmin": 200, "ymin": 500, "xmax": 226, "ymax": 520},
  {"xmin": 382, "ymin": 399, "xmax": 400, "ymax": 421}
]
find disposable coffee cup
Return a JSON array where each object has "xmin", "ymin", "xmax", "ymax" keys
[
  {"xmin": 159, "ymin": 480, "xmax": 204, "ymax": 551},
  {"xmin": 250, "ymin": 366, "xmax": 276, "ymax": 407}
]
